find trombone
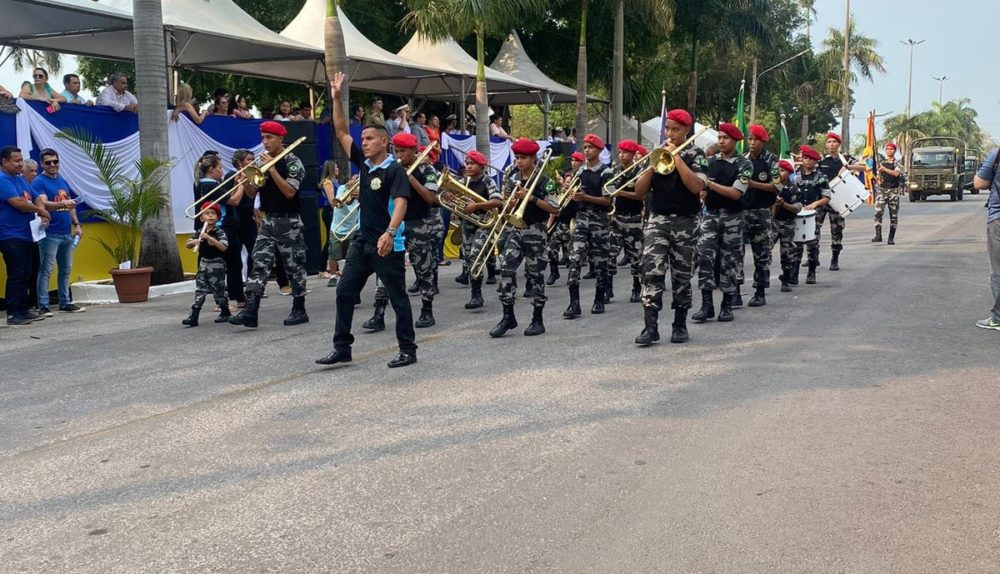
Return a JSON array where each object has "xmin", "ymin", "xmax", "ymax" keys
[
  {"xmin": 185, "ymin": 136, "xmax": 307, "ymax": 219},
  {"xmin": 546, "ymin": 172, "xmax": 582, "ymax": 234},
  {"xmin": 470, "ymin": 148, "xmax": 552, "ymax": 278},
  {"xmin": 602, "ymin": 128, "xmax": 708, "ymax": 200}
]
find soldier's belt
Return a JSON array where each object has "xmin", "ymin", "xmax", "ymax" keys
[{"xmin": 262, "ymin": 212, "xmax": 301, "ymax": 219}]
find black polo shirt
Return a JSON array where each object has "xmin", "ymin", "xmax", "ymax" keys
[
  {"xmin": 705, "ymin": 153, "xmax": 752, "ymax": 212},
  {"xmin": 647, "ymin": 146, "xmax": 707, "ymax": 217},
  {"xmin": 258, "ymin": 153, "xmax": 304, "ymax": 215},
  {"xmin": 350, "ymin": 144, "xmax": 410, "ymax": 245}
]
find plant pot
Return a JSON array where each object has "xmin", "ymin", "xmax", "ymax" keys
[{"xmin": 109, "ymin": 266, "xmax": 154, "ymax": 303}]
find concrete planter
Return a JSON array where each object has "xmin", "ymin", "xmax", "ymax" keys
[{"xmin": 72, "ymin": 275, "xmax": 195, "ymax": 305}]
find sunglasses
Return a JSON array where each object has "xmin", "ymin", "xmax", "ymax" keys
[
  {"xmin": 43, "ymin": 159, "xmax": 59, "ymax": 166},
  {"xmin": 33, "ymin": 74, "xmax": 46, "ymax": 79}
]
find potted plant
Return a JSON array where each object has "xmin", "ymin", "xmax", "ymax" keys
[{"xmin": 56, "ymin": 129, "xmax": 170, "ymax": 303}]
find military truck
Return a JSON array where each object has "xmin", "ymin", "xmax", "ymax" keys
[
  {"xmin": 907, "ymin": 137, "xmax": 966, "ymax": 202},
  {"xmin": 964, "ymin": 151, "xmax": 982, "ymax": 194}
]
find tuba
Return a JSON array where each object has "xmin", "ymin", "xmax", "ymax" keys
[{"xmin": 437, "ymin": 170, "xmax": 498, "ymax": 229}]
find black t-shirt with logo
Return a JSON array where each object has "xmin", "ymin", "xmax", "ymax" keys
[
  {"xmin": 880, "ymin": 160, "xmax": 901, "ymax": 188},
  {"xmin": 258, "ymin": 152, "xmax": 304, "ymax": 215},
  {"xmin": 647, "ymin": 146, "xmax": 707, "ymax": 217},
  {"xmin": 403, "ymin": 163, "xmax": 439, "ymax": 221},
  {"xmin": 508, "ymin": 169, "xmax": 558, "ymax": 226},
  {"xmin": 744, "ymin": 149, "xmax": 781, "ymax": 209},
  {"xmin": 193, "ymin": 225, "xmax": 228, "ymax": 260},
  {"xmin": 818, "ymin": 153, "xmax": 857, "ymax": 182},
  {"xmin": 350, "ymin": 144, "xmax": 411, "ymax": 245},
  {"xmin": 612, "ymin": 164, "xmax": 644, "ymax": 216},
  {"xmin": 574, "ymin": 162, "xmax": 614, "ymax": 213},
  {"xmin": 704, "ymin": 153, "xmax": 753, "ymax": 212}
]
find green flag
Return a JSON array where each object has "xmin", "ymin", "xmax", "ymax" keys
[
  {"xmin": 735, "ymin": 80, "xmax": 747, "ymax": 153},
  {"xmin": 779, "ymin": 113, "xmax": 790, "ymax": 160}
]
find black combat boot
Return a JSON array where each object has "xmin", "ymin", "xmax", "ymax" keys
[
  {"xmin": 283, "ymin": 296, "xmax": 309, "ymax": 326},
  {"xmin": 489, "ymin": 304, "xmax": 517, "ymax": 338},
  {"xmin": 789, "ymin": 265, "xmax": 800, "ymax": 285},
  {"xmin": 486, "ymin": 260, "xmax": 498, "ymax": 285},
  {"xmin": 691, "ymin": 289, "xmax": 715, "ymax": 323},
  {"xmin": 546, "ymin": 263, "xmax": 560, "ymax": 286},
  {"xmin": 629, "ymin": 276, "xmax": 641, "ymax": 303},
  {"xmin": 781, "ymin": 271, "xmax": 792, "ymax": 293},
  {"xmin": 634, "ymin": 307, "xmax": 659, "ymax": 346},
  {"xmin": 717, "ymin": 292, "xmax": 734, "ymax": 322},
  {"xmin": 591, "ymin": 286, "xmax": 606, "ymax": 314},
  {"xmin": 465, "ymin": 278, "xmax": 484, "ymax": 309},
  {"xmin": 829, "ymin": 248, "xmax": 841, "ymax": 271},
  {"xmin": 523, "ymin": 304, "xmax": 545, "ymax": 336},
  {"xmin": 415, "ymin": 300, "xmax": 435, "ymax": 328},
  {"xmin": 806, "ymin": 264, "xmax": 817, "ymax": 284},
  {"xmin": 563, "ymin": 284, "xmax": 582, "ymax": 319},
  {"xmin": 604, "ymin": 279, "xmax": 614, "ymax": 302},
  {"xmin": 432, "ymin": 268, "xmax": 440, "ymax": 295},
  {"xmin": 182, "ymin": 302, "xmax": 202, "ymax": 327},
  {"xmin": 362, "ymin": 300, "xmax": 387, "ymax": 331},
  {"xmin": 455, "ymin": 265, "xmax": 470, "ymax": 285},
  {"xmin": 872, "ymin": 224, "xmax": 883, "ymax": 243},
  {"xmin": 215, "ymin": 305, "xmax": 231, "ymax": 323},
  {"xmin": 748, "ymin": 287, "xmax": 766, "ymax": 307},
  {"xmin": 670, "ymin": 308, "xmax": 689, "ymax": 343},
  {"xmin": 228, "ymin": 292, "xmax": 260, "ymax": 328},
  {"xmin": 887, "ymin": 225, "xmax": 897, "ymax": 245},
  {"xmin": 583, "ymin": 264, "xmax": 596, "ymax": 280}
]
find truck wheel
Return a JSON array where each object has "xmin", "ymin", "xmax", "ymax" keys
[
  {"xmin": 950, "ymin": 191, "xmax": 957, "ymax": 201},
  {"xmin": 972, "ymin": 189, "xmax": 980, "ymax": 195},
  {"xmin": 958, "ymin": 189, "xmax": 964, "ymax": 201},
  {"xmin": 909, "ymin": 192, "xmax": 918, "ymax": 202}
]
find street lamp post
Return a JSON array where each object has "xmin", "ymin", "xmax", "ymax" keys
[
  {"xmin": 749, "ymin": 48, "xmax": 810, "ymax": 125},
  {"xmin": 932, "ymin": 75, "xmax": 949, "ymax": 104},
  {"xmin": 901, "ymin": 38, "xmax": 924, "ymax": 172}
]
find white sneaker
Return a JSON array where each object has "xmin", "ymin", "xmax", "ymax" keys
[{"xmin": 975, "ymin": 317, "xmax": 1000, "ymax": 331}]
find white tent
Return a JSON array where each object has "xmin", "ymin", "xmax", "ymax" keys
[
  {"xmin": 641, "ymin": 116, "xmax": 718, "ymax": 150},
  {"xmin": 489, "ymin": 31, "xmax": 603, "ymax": 105},
  {"xmin": 0, "ymin": 0, "xmax": 323, "ymax": 82}
]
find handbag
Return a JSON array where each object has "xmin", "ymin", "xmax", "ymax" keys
[{"xmin": 0, "ymin": 94, "xmax": 19, "ymax": 115}]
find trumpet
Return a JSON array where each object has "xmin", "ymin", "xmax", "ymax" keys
[
  {"xmin": 546, "ymin": 173, "xmax": 582, "ymax": 234},
  {"xmin": 602, "ymin": 128, "xmax": 708, "ymax": 199},
  {"xmin": 437, "ymin": 169, "xmax": 498, "ymax": 229},
  {"xmin": 185, "ymin": 137, "xmax": 306, "ymax": 220}
]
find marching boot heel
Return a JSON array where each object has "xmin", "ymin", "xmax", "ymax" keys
[
  {"xmin": 591, "ymin": 287, "xmax": 606, "ymax": 314},
  {"xmin": 362, "ymin": 301, "xmax": 387, "ymax": 331},
  {"xmin": 283, "ymin": 296, "xmax": 309, "ymax": 326},
  {"xmin": 546, "ymin": 264, "xmax": 560, "ymax": 286},
  {"xmin": 635, "ymin": 307, "xmax": 659, "ymax": 346},
  {"xmin": 523, "ymin": 305, "xmax": 545, "ymax": 336},
  {"xmin": 872, "ymin": 224, "xmax": 883, "ymax": 243},
  {"xmin": 670, "ymin": 308, "xmax": 688, "ymax": 343},
  {"xmin": 691, "ymin": 290, "xmax": 714, "ymax": 323},
  {"xmin": 887, "ymin": 225, "xmax": 896, "ymax": 245},
  {"xmin": 415, "ymin": 300, "xmax": 435, "ymax": 328},
  {"xmin": 748, "ymin": 287, "xmax": 766, "ymax": 307},
  {"xmin": 465, "ymin": 279, "xmax": 484, "ymax": 309},
  {"xmin": 829, "ymin": 250, "xmax": 840, "ymax": 271},
  {"xmin": 228, "ymin": 293, "xmax": 259, "ymax": 328},
  {"xmin": 806, "ymin": 265, "xmax": 817, "ymax": 284},
  {"xmin": 490, "ymin": 304, "xmax": 517, "ymax": 338},
  {"xmin": 182, "ymin": 304, "xmax": 201, "ymax": 327},
  {"xmin": 629, "ymin": 276, "xmax": 641, "ymax": 303},
  {"xmin": 563, "ymin": 285, "xmax": 582, "ymax": 319},
  {"xmin": 455, "ymin": 265, "xmax": 470, "ymax": 285},
  {"xmin": 214, "ymin": 306, "xmax": 231, "ymax": 323},
  {"xmin": 717, "ymin": 293, "xmax": 734, "ymax": 322}
]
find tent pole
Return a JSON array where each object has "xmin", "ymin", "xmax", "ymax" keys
[
  {"xmin": 308, "ymin": 87, "xmax": 315, "ymax": 119},
  {"xmin": 542, "ymin": 92, "xmax": 551, "ymax": 141},
  {"xmin": 461, "ymin": 76, "xmax": 467, "ymax": 135}
]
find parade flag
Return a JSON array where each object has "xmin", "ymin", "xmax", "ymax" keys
[
  {"xmin": 658, "ymin": 89, "xmax": 668, "ymax": 145},
  {"xmin": 862, "ymin": 109, "xmax": 878, "ymax": 203},
  {"xmin": 735, "ymin": 80, "xmax": 747, "ymax": 153},
  {"xmin": 779, "ymin": 113, "xmax": 790, "ymax": 160}
]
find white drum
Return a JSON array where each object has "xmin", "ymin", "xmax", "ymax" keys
[
  {"xmin": 828, "ymin": 171, "xmax": 869, "ymax": 216},
  {"xmin": 794, "ymin": 209, "xmax": 817, "ymax": 243}
]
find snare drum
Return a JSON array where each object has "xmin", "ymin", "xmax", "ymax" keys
[
  {"xmin": 828, "ymin": 171, "xmax": 869, "ymax": 216},
  {"xmin": 794, "ymin": 209, "xmax": 816, "ymax": 243}
]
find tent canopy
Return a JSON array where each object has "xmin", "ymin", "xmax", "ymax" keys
[
  {"xmin": 489, "ymin": 31, "xmax": 604, "ymax": 105},
  {"xmin": 0, "ymin": 0, "xmax": 131, "ymax": 47}
]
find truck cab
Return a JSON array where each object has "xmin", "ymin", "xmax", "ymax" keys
[{"xmin": 907, "ymin": 137, "xmax": 966, "ymax": 202}]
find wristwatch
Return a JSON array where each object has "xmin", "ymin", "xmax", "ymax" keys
[{"xmin": 386, "ymin": 226, "xmax": 398, "ymax": 237}]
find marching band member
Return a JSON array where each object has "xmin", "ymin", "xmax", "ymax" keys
[
  {"xmin": 771, "ymin": 159, "xmax": 803, "ymax": 292},
  {"xmin": 795, "ymin": 145, "xmax": 833, "ymax": 285},
  {"xmin": 564, "ymin": 134, "xmax": 614, "ymax": 318},
  {"xmin": 873, "ymin": 142, "xmax": 903, "ymax": 244},
  {"xmin": 228, "ymin": 120, "xmax": 309, "ymax": 329},
  {"xmin": 446, "ymin": 150, "xmax": 502, "ymax": 310},
  {"xmin": 632, "ymin": 109, "xmax": 708, "ymax": 345},
  {"xmin": 692, "ymin": 123, "xmax": 753, "ymax": 324},
  {"xmin": 490, "ymin": 138, "xmax": 559, "ymax": 337},
  {"xmin": 395, "ymin": 134, "xmax": 442, "ymax": 328},
  {"xmin": 545, "ymin": 151, "xmax": 582, "ymax": 286},
  {"xmin": 742, "ymin": 124, "xmax": 782, "ymax": 307},
  {"xmin": 317, "ymin": 72, "xmax": 416, "ymax": 368},
  {"xmin": 817, "ymin": 132, "xmax": 865, "ymax": 270},
  {"xmin": 609, "ymin": 139, "xmax": 647, "ymax": 304}
]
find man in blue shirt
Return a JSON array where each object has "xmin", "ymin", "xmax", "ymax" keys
[
  {"xmin": 974, "ymin": 147, "xmax": 1000, "ymax": 330},
  {"xmin": 32, "ymin": 148, "xmax": 85, "ymax": 315},
  {"xmin": 0, "ymin": 146, "xmax": 52, "ymax": 325}
]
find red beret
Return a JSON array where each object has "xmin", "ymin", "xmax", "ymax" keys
[
  {"xmin": 200, "ymin": 201, "xmax": 221, "ymax": 216},
  {"xmin": 718, "ymin": 123, "xmax": 744, "ymax": 141},
  {"xmin": 666, "ymin": 109, "xmax": 692, "ymax": 127},
  {"xmin": 826, "ymin": 132, "xmax": 841, "ymax": 144},
  {"xmin": 466, "ymin": 150, "xmax": 487, "ymax": 166},
  {"xmin": 778, "ymin": 160, "xmax": 794, "ymax": 172},
  {"xmin": 800, "ymin": 145, "xmax": 820, "ymax": 160},
  {"xmin": 259, "ymin": 120, "xmax": 287, "ymax": 137},
  {"xmin": 511, "ymin": 137, "xmax": 540, "ymax": 156},
  {"xmin": 618, "ymin": 139, "xmax": 641, "ymax": 153},
  {"xmin": 583, "ymin": 133, "xmax": 605, "ymax": 150},
  {"xmin": 885, "ymin": 142, "xmax": 896, "ymax": 150},
  {"xmin": 637, "ymin": 145, "xmax": 648, "ymax": 156},
  {"xmin": 748, "ymin": 124, "xmax": 769, "ymax": 142},
  {"xmin": 392, "ymin": 133, "xmax": 418, "ymax": 149},
  {"xmin": 570, "ymin": 152, "xmax": 584, "ymax": 162}
]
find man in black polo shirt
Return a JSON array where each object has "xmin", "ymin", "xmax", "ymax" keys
[
  {"xmin": 229, "ymin": 121, "xmax": 309, "ymax": 329},
  {"xmin": 317, "ymin": 71, "xmax": 416, "ymax": 369},
  {"xmin": 631, "ymin": 109, "xmax": 707, "ymax": 345}
]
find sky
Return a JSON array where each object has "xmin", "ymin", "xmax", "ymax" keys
[
  {"xmin": 810, "ymin": 0, "xmax": 1000, "ymax": 141},
  {"xmin": 2, "ymin": 0, "xmax": 998, "ymax": 141}
]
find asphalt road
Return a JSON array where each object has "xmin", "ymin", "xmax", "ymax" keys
[{"xmin": 2, "ymin": 196, "xmax": 999, "ymax": 573}]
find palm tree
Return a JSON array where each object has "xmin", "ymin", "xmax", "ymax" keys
[
  {"xmin": 133, "ymin": 0, "xmax": 183, "ymax": 283},
  {"xmin": 574, "ymin": 0, "xmax": 588, "ymax": 147},
  {"xmin": 1, "ymin": 48, "xmax": 62, "ymax": 75},
  {"xmin": 819, "ymin": 16, "xmax": 885, "ymax": 149},
  {"xmin": 324, "ymin": 0, "xmax": 350, "ymax": 180},
  {"xmin": 403, "ymin": 0, "xmax": 549, "ymax": 157},
  {"xmin": 797, "ymin": 0, "xmax": 816, "ymax": 40}
]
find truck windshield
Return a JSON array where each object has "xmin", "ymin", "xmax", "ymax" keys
[{"xmin": 911, "ymin": 151, "xmax": 954, "ymax": 168}]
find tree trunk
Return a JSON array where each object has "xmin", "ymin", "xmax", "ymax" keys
[
  {"xmin": 325, "ymin": 0, "xmax": 349, "ymax": 181},
  {"xmin": 801, "ymin": 112, "xmax": 809, "ymax": 146},
  {"xmin": 574, "ymin": 0, "xmax": 588, "ymax": 143},
  {"xmin": 474, "ymin": 32, "xmax": 490, "ymax": 158},
  {"xmin": 611, "ymin": 0, "xmax": 623, "ymax": 148},
  {"xmin": 133, "ymin": 0, "xmax": 182, "ymax": 284}
]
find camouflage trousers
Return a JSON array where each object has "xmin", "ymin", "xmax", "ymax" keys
[
  {"xmin": 771, "ymin": 219, "xmax": 802, "ymax": 280},
  {"xmin": 568, "ymin": 210, "xmax": 611, "ymax": 288},
  {"xmin": 639, "ymin": 213, "xmax": 698, "ymax": 311},
  {"xmin": 610, "ymin": 213, "xmax": 644, "ymax": 278},
  {"xmin": 815, "ymin": 206, "xmax": 845, "ymax": 252},
  {"xmin": 874, "ymin": 187, "xmax": 901, "ymax": 226},
  {"xmin": 193, "ymin": 256, "xmax": 228, "ymax": 308},
  {"xmin": 696, "ymin": 210, "xmax": 744, "ymax": 294},
  {"xmin": 740, "ymin": 207, "xmax": 773, "ymax": 289},
  {"xmin": 247, "ymin": 215, "xmax": 307, "ymax": 297},
  {"xmin": 548, "ymin": 221, "xmax": 571, "ymax": 266},
  {"xmin": 499, "ymin": 223, "xmax": 548, "ymax": 307},
  {"xmin": 461, "ymin": 220, "xmax": 490, "ymax": 270},
  {"xmin": 405, "ymin": 214, "xmax": 444, "ymax": 303}
]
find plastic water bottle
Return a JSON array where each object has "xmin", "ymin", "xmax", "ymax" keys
[{"xmin": 72, "ymin": 234, "xmax": 80, "ymax": 248}]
